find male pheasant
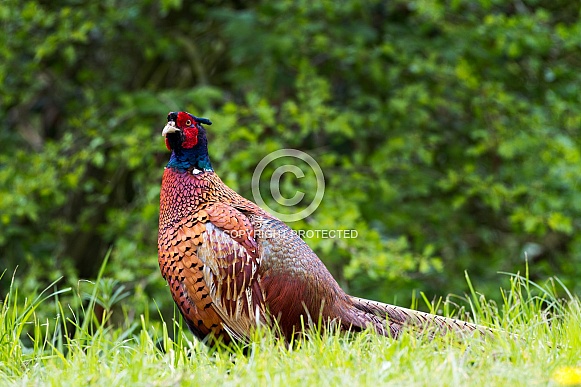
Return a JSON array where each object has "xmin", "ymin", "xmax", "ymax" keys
[{"xmin": 158, "ymin": 111, "xmax": 490, "ymax": 346}]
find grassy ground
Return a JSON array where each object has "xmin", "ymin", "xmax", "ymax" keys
[{"xmin": 1, "ymin": 271, "xmax": 580, "ymax": 387}]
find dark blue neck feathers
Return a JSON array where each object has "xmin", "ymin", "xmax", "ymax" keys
[{"xmin": 166, "ymin": 135, "xmax": 213, "ymax": 172}]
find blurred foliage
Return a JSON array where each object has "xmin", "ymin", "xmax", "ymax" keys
[{"xmin": 1, "ymin": 0, "xmax": 581, "ymax": 320}]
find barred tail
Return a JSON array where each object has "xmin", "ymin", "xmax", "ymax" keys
[{"xmin": 347, "ymin": 296, "xmax": 493, "ymax": 338}]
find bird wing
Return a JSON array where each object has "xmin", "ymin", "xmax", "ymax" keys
[{"xmin": 195, "ymin": 202, "xmax": 267, "ymax": 340}]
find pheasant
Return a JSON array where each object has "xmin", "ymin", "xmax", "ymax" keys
[{"xmin": 158, "ymin": 111, "xmax": 491, "ymax": 346}]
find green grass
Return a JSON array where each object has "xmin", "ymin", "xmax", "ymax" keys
[{"xmin": 1, "ymin": 270, "xmax": 580, "ymax": 387}]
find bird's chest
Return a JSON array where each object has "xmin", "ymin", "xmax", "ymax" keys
[{"xmin": 158, "ymin": 169, "xmax": 217, "ymax": 230}]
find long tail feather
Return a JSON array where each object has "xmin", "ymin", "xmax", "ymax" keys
[{"xmin": 349, "ymin": 296, "xmax": 493, "ymax": 338}]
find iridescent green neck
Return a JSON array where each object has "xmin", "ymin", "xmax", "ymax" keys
[{"xmin": 167, "ymin": 138, "xmax": 213, "ymax": 171}]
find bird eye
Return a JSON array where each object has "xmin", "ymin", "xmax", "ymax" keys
[{"xmin": 185, "ymin": 120, "xmax": 192, "ymax": 126}]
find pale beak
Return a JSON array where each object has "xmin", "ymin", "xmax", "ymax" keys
[{"xmin": 162, "ymin": 121, "xmax": 180, "ymax": 136}]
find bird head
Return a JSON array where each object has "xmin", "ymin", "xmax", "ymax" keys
[{"xmin": 162, "ymin": 111, "xmax": 212, "ymax": 151}]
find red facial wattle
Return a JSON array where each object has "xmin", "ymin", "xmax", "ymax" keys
[
  {"xmin": 181, "ymin": 127, "xmax": 198, "ymax": 149},
  {"xmin": 165, "ymin": 112, "xmax": 199, "ymax": 150},
  {"xmin": 177, "ymin": 112, "xmax": 198, "ymax": 149}
]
